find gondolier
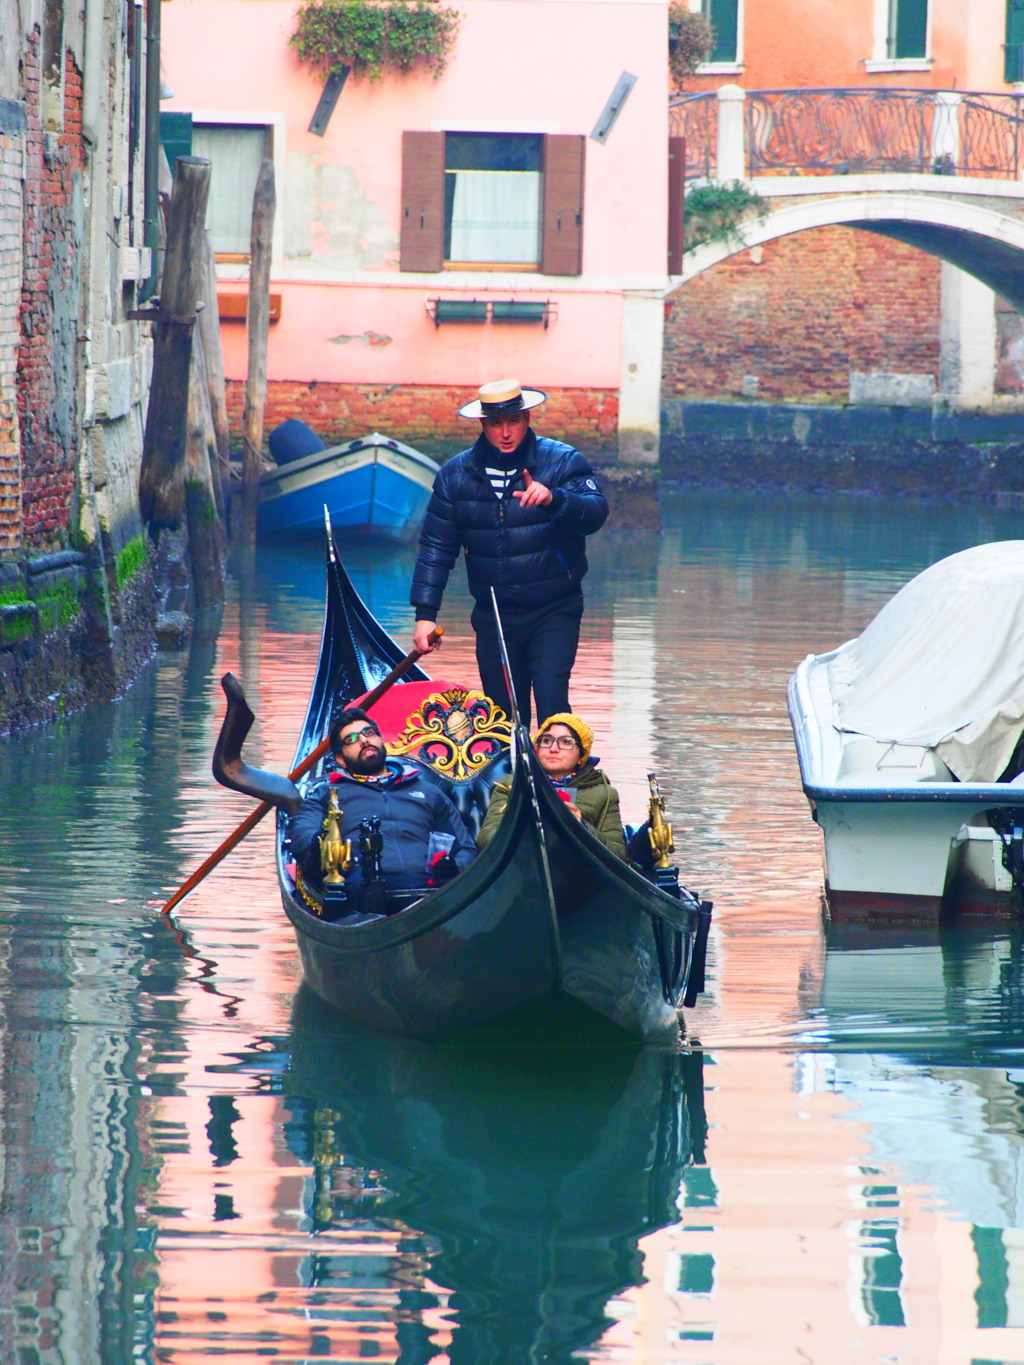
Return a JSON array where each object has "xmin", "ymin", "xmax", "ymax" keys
[{"xmin": 410, "ymin": 379, "xmax": 609, "ymax": 729}]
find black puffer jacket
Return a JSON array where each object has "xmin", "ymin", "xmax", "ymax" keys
[
  {"xmin": 410, "ymin": 430, "xmax": 609, "ymax": 617},
  {"xmin": 287, "ymin": 760, "xmax": 476, "ymax": 893}
]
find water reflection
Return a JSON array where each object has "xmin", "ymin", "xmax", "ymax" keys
[
  {"xmin": 6, "ymin": 490, "xmax": 1024, "ymax": 1358},
  {"xmin": 282, "ymin": 991, "xmax": 706, "ymax": 1363}
]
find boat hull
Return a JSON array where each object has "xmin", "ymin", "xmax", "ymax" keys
[
  {"xmin": 535, "ymin": 771, "xmax": 696, "ymax": 1038},
  {"xmin": 789, "ymin": 661, "xmax": 1024, "ymax": 919},
  {"xmin": 258, "ymin": 433, "xmax": 438, "ymax": 539},
  {"xmin": 279, "ymin": 760, "xmax": 563, "ymax": 1041}
]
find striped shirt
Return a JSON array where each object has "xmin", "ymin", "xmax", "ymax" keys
[{"xmin": 484, "ymin": 462, "xmax": 522, "ymax": 499}]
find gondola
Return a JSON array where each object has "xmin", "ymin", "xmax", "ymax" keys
[{"xmin": 214, "ymin": 523, "xmax": 711, "ymax": 1041}]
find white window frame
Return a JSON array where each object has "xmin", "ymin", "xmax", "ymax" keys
[{"xmin": 864, "ymin": 0, "xmax": 933, "ymax": 73}]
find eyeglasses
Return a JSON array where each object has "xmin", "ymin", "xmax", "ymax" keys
[
  {"xmin": 340, "ymin": 724, "xmax": 379, "ymax": 747},
  {"xmin": 537, "ymin": 734, "xmax": 578, "ymax": 750}
]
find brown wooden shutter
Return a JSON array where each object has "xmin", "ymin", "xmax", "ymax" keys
[
  {"xmin": 400, "ymin": 131, "xmax": 444, "ymax": 272},
  {"xmin": 540, "ymin": 135, "xmax": 584, "ymax": 276},
  {"xmin": 668, "ymin": 136, "xmax": 686, "ymax": 274}
]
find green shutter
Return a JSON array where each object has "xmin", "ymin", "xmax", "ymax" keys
[
  {"xmin": 159, "ymin": 111, "xmax": 193, "ymax": 170},
  {"xmin": 706, "ymin": 0, "xmax": 738, "ymax": 63},
  {"xmin": 893, "ymin": 0, "xmax": 927, "ymax": 59},
  {"xmin": 1007, "ymin": 0, "xmax": 1024, "ymax": 81}
]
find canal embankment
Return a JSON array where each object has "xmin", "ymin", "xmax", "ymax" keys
[{"xmin": 662, "ymin": 400, "xmax": 1024, "ymax": 503}]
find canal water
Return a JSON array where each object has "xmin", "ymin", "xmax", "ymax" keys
[{"xmin": 3, "ymin": 488, "xmax": 1024, "ymax": 1362}]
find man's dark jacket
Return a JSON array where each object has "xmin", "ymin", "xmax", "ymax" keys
[
  {"xmin": 287, "ymin": 759, "xmax": 476, "ymax": 892},
  {"xmin": 410, "ymin": 430, "xmax": 609, "ymax": 618}
]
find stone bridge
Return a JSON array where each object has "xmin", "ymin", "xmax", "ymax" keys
[{"xmin": 669, "ymin": 87, "xmax": 1024, "ymax": 311}]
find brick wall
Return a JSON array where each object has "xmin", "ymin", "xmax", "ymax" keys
[
  {"xmin": 663, "ymin": 227, "xmax": 942, "ymax": 404},
  {"xmin": 225, "ymin": 381, "xmax": 621, "ymax": 461},
  {"xmin": 16, "ymin": 39, "xmax": 85, "ymax": 553},
  {"xmin": 0, "ymin": 112, "xmax": 23, "ymax": 555}
]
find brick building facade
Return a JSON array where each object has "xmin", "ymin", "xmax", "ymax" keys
[
  {"xmin": 664, "ymin": 228, "xmax": 943, "ymax": 405},
  {"xmin": 0, "ymin": 0, "xmax": 159, "ymax": 734}
]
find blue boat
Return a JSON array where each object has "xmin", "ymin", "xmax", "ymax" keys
[{"xmin": 258, "ymin": 422, "xmax": 440, "ymax": 539}]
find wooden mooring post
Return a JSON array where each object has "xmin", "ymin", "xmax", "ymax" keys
[
  {"xmin": 239, "ymin": 158, "xmax": 276, "ymax": 544},
  {"xmin": 138, "ymin": 156, "xmax": 212, "ymax": 532}
]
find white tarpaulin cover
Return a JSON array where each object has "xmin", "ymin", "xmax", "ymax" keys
[{"xmin": 828, "ymin": 541, "xmax": 1024, "ymax": 782}]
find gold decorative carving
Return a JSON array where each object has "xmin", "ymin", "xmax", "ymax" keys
[
  {"xmin": 320, "ymin": 787, "xmax": 353, "ymax": 884},
  {"xmin": 388, "ymin": 688, "xmax": 511, "ymax": 782},
  {"xmin": 647, "ymin": 772, "xmax": 675, "ymax": 869},
  {"xmin": 295, "ymin": 868, "xmax": 324, "ymax": 916}
]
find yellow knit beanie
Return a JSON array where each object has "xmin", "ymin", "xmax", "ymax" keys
[{"xmin": 533, "ymin": 713, "xmax": 593, "ymax": 764}]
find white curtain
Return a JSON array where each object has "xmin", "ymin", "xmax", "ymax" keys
[
  {"xmin": 192, "ymin": 125, "xmax": 266, "ymax": 255},
  {"xmin": 449, "ymin": 170, "xmax": 540, "ymax": 263}
]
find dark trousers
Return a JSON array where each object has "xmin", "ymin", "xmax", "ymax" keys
[{"xmin": 472, "ymin": 593, "xmax": 583, "ymax": 731}]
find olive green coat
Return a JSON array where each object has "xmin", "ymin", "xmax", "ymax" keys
[{"xmin": 477, "ymin": 761, "xmax": 627, "ymax": 861}]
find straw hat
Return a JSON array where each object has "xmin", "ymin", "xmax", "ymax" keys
[{"xmin": 458, "ymin": 378, "xmax": 547, "ymax": 420}]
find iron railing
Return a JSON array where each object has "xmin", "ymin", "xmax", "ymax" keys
[{"xmin": 669, "ymin": 88, "xmax": 1024, "ymax": 181}]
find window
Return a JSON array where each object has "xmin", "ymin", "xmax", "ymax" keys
[
  {"xmin": 191, "ymin": 123, "xmax": 271, "ymax": 257},
  {"xmin": 400, "ymin": 132, "xmax": 584, "ymax": 276},
  {"xmin": 444, "ymin": 134, "xmax": 541, "ymax": 266},
  {"xmin": 887, "ymin": 0, "xmax": 927, "ymax": 59},
  {"xmin": 867, "ymin": 0, "xmax": 929, "ymax": 68},
  {"xmin": 702, "ymin": 0, "xmax": 739, "ymax": 65}
]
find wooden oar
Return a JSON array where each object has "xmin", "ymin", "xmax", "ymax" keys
[{"xmin": 159, "ymin": 628, "xmax": 442, "ymax": 917}]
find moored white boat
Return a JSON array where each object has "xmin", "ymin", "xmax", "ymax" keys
[{"xmin": 788, "ymin": 541, "xmax": 1024, "ymax": 918}]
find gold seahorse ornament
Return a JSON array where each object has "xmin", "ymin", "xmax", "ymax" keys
[
  {"xmin": 647, "ymin": 772, "xmax": 675, "ymax": 870},
  {"xmin": 320, "ymin": 787, "xmax": 352, "ymax": 884}
]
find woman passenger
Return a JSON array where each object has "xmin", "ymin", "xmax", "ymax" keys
[{"xmin": 477, "ymin": 713, "xmax": 627, "ymax": 860}]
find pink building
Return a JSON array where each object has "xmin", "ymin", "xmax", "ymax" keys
[{"xmin": 160, "ymin": 0, "xmax": 674, "ymax": 462}]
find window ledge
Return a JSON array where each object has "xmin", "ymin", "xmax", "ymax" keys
[
  {"xmin": 219, "ymin": 292, "xmax": 282, "ymax": 322},
  {"xmin": 443, "ymin": 261, "xmax": 539, "ymax": 273},
  {"xmin": 863, "ymin": 58, "xmax": 934, "ymax": 73},
  {"xmin": 695, "ymin": 61, "xmax": 745, "ymax": 75}
]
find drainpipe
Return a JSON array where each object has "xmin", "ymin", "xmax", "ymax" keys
[{"xmin": 141, "ymin": 0, "xmax": 162, "ymax": 301}]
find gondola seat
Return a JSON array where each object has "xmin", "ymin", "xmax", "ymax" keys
[{"xmin": 386, "ymin": 687, "xmax": 513, "ymax": 842}]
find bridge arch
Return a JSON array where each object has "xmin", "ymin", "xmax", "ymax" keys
[{"xmin": 677, "ymin": 190, "xmax": 1024, "ymax": 311}]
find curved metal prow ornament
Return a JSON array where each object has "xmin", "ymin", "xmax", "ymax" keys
[{"xmin": 213, "ymin": 673, "xmax": 303, "ymax": 814}]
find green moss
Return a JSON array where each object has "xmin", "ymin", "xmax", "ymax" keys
[
  {"xmin": 36, "ymin": 582, "xmax": 81, "ymax": 632},
  {"xmin": 0, "ymin": 585, "xmax": 29, "ymax": 608},
  {"xmin": 0, "ymin": 607, "xmax": 36, "ymax": 646},
  {"xmin": 116, "ymin": 535, "xmax": 147, "ymax": 590},
  {"xmin": 186, "ymin": 478, "xmax": 219, "ymax": 524}
]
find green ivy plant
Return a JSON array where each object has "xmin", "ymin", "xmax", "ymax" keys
[
  {"xmin": 684, "ymin": 181, "xmax": 769, "ymax": 252},
  {"xmin": 669, "ymin": 3, "xmax": 714, "ymax": 90},
  {"xmin": 291, "ymin": 0, "xmax": 461, "ymax": 81}
]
